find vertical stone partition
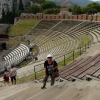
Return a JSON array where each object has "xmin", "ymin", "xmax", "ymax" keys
[
  {"xmin": 93, "ymin": 15, "xmax": 97, "ymax": 21},
  {"xmin": 65, "ymin": 15, "xmax": 68, "ymax": 19},
  {"xmin": 70, "ymin": 15, "xmax": 73, "ymax": 19},
  {"xmin": 87, "ymin": 15, "xmax": 92, "ymax": 21},
  {"xmin": 28, "ymin": 14, "xmax": 34, "ymax": 19},
  {"xmin": 60, "ymin": 15, "xmax": 64, "ymax": 19},
  {"xmin": 20, "ymin": 16, "xmax": 25, "ymax": 19},
  {"xmin": 36, "ymin": 15, "xmax": 42, "ymax": 19},
  {"xmin": 25, "ymin": 14, "xmax": 29, "ymax": 19},
  {"xmin": 56, "ymin": 15, "xmax": 60, "ymax": 19},
  {"xmin": 52, "ymin": 15, "xmax": 56, "ymax": 19},
  {"xmin": 97, "ymin": 16, "xmax": 100, "ymax": 21},
  {"xmin": 47, "ymin": 15, "xmax": 51, "ymax": 20},
  {"xmin": 74, "ymin": 15, "xmax": 78, "ymax": 20},
  {"xmin": 43, "ymin": 15, "xmax": 47, "ymax": 20},
  {"xmin": 78, "ymin": 15, "xmax": 82, "ymax": 20},
  {"xmin": 82, "ymin": 14, "xmax": 88, "ymax": 20}
]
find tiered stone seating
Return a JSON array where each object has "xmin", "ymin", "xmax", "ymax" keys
[
  {"xmin": 0, "ymin": 44, "xmax": 29, "ymax": 73},
  {"xmin": 34, "ymin": 20, "xmax": 60, "ymax": 29},
  {"xmin": 15, "ymin": 19, "xmax": 100, "ymax": 79},
  {"xmin": 52, "ymin": 20, "xmax": 82, "ymax": 32},
  {"xmin": 25, "ymin": 20, "xmax": 84, "ymax": 62},
  {"xmin": 90, "ymin": 29, "xmax": 100, "ymax": 42},
  {"xmin": 28, "ymin": 28, "xmax": 47, "ymax": 35},
  {"xmin": 59, "ymin": 54, "xmax": 100, "ymax": 81},
  {"xmin": 65, "ymin": 21, "xmax": 100, "ymax": 44},
  {"xmin": 39, "ymin": 33, "xmax": 69, "ymax": 53},
  {"xmin": 23, "ymin": 20, "xmax": 100, "ymax": 65}
]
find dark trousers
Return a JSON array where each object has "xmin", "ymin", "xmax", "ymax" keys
[{"xmin": 42, "ymin": 74, "xmax": 55, "ymax": 87}]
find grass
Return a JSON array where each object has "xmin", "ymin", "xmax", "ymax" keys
[
  {"xmin": 86, "ymin": 77, "xmax": 92, "ymax": 81},
  {"xmin": 8, "ymin": 19, "xmax": 40, "ymax": 36},
  {"xmin": 18, "ymin": 59, "xmax": 32, "ymax": 68},
  {"xmin": 8, "ymin": 38, "xmax": 20, "ymax": 47},
  {"xmin": 80, "ymin": 35, "xmax": 90, "ymax": 47},
  {"xmin": 17, "ymin": 74, "xmax": 34, "ymax": 84},
  {"xmin": 17, "ymin": 71, "xmax": 44, "ymax": 84}
]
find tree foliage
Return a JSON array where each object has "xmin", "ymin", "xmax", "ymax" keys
[
  {"xmin": 85, "ymin": 2, "xmax": 100, "ymax": 14},
  {"xmin": 37, "ymin": 0, "xmax": 45, "ymax": 4},
  {"xmin": 2, "ymin": 8, "xmax": 5, "ymax": 23},
  {"xmin": 25, "ymin": 5, "xmax": 41, "ymax": 14},
  {"xmin": 42, "ymin": 1, "xmax": 57, "ymax": 9},
  {"xmin": 72, "ymin": 5, "xmax": 82, "ymax": 14},
  {"xmin": 18, "ymin": 0, "xmax": 24, "ymax": 11},
  {"xmin": 5, "ymin": 10, "xmax": 14, "ymax": 24},
  {"xmin": 45, "ymin": 8, "xmax": 60, "ymax": 14},
  {"xmin": 68, "ymin": 2, "xmax": 100, "ymax": 14}
]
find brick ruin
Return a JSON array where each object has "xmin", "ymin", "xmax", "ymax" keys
[{"xmin": 20, "ymin": 13, "xmax": 100, "ymax": 22}]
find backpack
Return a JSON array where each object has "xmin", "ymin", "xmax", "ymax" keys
[{"xmin": 52, "ymin": 61, "xmax": 59, "ymax": 78}]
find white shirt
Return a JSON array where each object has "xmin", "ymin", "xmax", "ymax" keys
[{"xmin": 10, "ymin": 68, "xmax": 17, "ymax": 77}]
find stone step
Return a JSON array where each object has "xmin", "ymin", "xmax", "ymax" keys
[
  {"xmin": 1, "ymin": 80, "xmax": 100, "ymax": 100},
  {"xmin": 0, "ymin": 82, "xmax": 34, "ymax": 100},
  {"xmin": 1, "ymin": 81, "xmax": 53, "ymax": 100}
]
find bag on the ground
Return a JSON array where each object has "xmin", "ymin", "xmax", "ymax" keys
[{"xmin": 52, "ymin": 68, "xmax": 59, "ymax": 78}]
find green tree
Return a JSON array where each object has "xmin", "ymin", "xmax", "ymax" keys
[
  {"xmin": 42, "ymin": 1, "xmax": 56, "ymax": 9},
  {"xmin": 5, "ymin": 10, "xmax": 14, "ymax": 24},
  {"xmin": 26, "ymin": 1, "xmax": 31, "ymax": 8},
  {"xmin": 15, "ymin": 10, "xmax": 23, "ymax": 17},
  {"xmin": 2, "ymin": 8, "xmax": 5, "ymax": 23},
  {"xmin": 72, "ymin": 5, "xmax": 82, "ymax": 14},
  {"xmin": 13, "ymin": 2, "xmax": 15, "ymax": 18},
  {"xmin": 85, "ymin": 2, "xmax": 100, "ymax": 14},
  {"xmin": 37, "ymin": 0, "xmax": 45, "ymax": 4},
  {"xmin": 25, "ymin": 5, "xmax": 41, "ymax": 14},
  {"xmin": 68, "ymin": 8, "xmax": 72, "ymax": 12},
  {"xmin": 81, "ymin": 7, "xmax": 87, "ymax": 14},
  {"xmin": 18, "ymin": 0, "xmax": 24, "ymax": 11},
  {"xmin": 45, "ymin": 8, "xmax": 60, "ymax": 14}
]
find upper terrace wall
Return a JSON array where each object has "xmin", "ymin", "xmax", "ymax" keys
[{"xmin": 20, "ymin": 13, "xmax": 100, "ymax": 22}]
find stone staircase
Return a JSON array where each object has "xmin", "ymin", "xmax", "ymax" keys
[{"xmin": 1, "ymin": 80, "xmax": 100, "ymax": 100}]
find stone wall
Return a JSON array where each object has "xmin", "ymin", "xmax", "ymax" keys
[{"xmin": 20, "ymin": 13, "xmax": 100, "ymax": 22}]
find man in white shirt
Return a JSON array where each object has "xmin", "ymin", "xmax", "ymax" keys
[{"xmin": 10, "ymin": 65, "xmax": 17, "ymax": 85}]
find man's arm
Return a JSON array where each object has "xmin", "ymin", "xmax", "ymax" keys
[
  {"xmin": 53, "ymin": 61, "xmax": 58, "ymax": 70},
  {"xmin": 53, "ymin": 65, "xmax": 58, "ymax": 70},
  {"xmin": 44, "ymin": 67, "xmax": 47, "ymax": 77},
  {"xmin": 9, "ymin": 70, "xmax": 12, "ymax": 77}
]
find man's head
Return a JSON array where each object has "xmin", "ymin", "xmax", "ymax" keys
[
  {"xmin": 11, "ymin": 65, "xmax": 14, "ymax": 68},
  {"xmin": 5, "ymin": 68, "xmax": 7, "ymax": 72},
  {"xmin": 47, "ymin": 54, "xmax": 52, "ymax": 62}
]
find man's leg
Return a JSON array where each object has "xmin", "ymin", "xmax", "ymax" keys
[
  {"xmin": 14, "ymin": 76, "xmax": 16, "ymax": 85},
  {"xmin": 50, "ymin": 75, "xmax": 55, "ymax": 86},
  {"xmin": 41, "ymin": 76, "xmax": 48, "ymax": 89},
  {"xmin": 11, "ymin": 77, "xmax": 13, "ymax": 85}
]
